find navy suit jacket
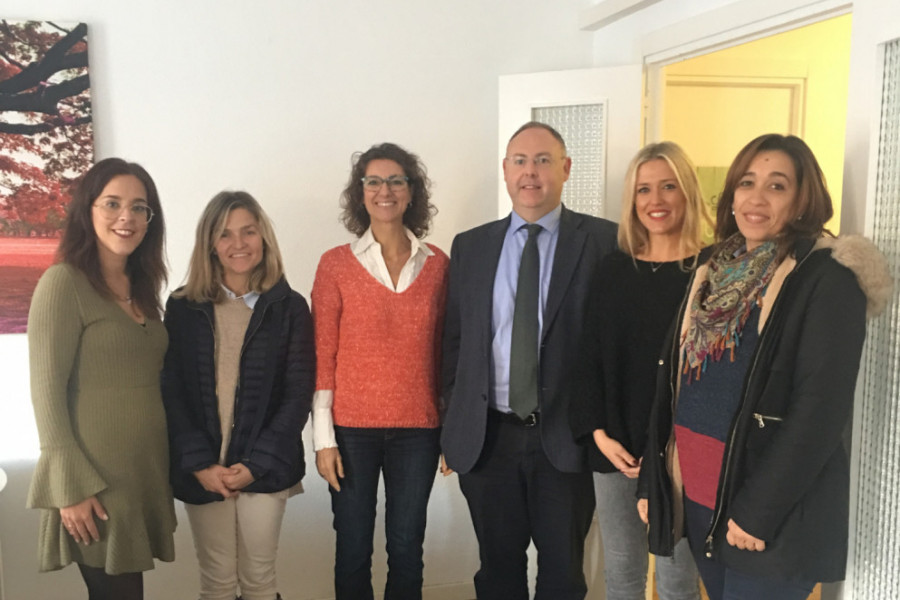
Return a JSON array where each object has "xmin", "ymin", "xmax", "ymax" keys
[{"xmin": 441, "ymin": 205, "xmax": 617, "ymax": 474}]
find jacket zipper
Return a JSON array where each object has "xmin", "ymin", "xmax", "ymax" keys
[
  {"xmin": 703, "ymin": 249, "xmax": 816, "ymax": 558},
  {"xmin": 752, "ymin": 413, "xmax": 784, "ymax": 428}
]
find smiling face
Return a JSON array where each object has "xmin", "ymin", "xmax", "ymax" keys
[
  {"xmin": 732, "ymin": 150, "xmax": 798, "ymax": 251},
  {"xmin": 503, "ymin": 127, "xmax": 571, "ymax": 222},
  {"xmin": 633, "ymin": 158, "xmax": 686, "ymax": 242},
  {"xmin": 91, "ymin": 174, "xmax": 150, "ymax": 265},
  {"xmin": 214, "ymin": 207, "xmax": 264, "ymax": 294},
  {"xmin": 363, "ymin": 159, "xmax": 410, "ymax": 227}
]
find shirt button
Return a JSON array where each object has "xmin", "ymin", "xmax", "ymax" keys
[{"xmin": 658, "ymin": 359, "xmax": 664, "ymax": 365}]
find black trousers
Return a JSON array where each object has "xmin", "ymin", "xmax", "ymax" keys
[{"xmin": 458, "ymin": 410, "xmax": 595, "ymax": 600}]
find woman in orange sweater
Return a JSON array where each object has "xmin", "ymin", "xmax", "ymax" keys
[{"xmin": 311, "ymin": 143, "xmax": 448, "ymax": 600}]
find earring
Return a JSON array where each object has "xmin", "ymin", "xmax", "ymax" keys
[{"xmin": 731, "ymin": 209, "xmax": 735, "ymax": 216}]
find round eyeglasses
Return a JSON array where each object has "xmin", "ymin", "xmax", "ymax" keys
[{"xmin": 93, "ymin": 199, "xmax": 154, "ymax": 223}]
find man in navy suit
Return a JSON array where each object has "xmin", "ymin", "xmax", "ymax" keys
[{"xmin": 442, "ymin": 122, "xmax": 618, "ymax": 599}]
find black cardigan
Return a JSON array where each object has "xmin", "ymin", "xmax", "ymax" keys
[
  {"xmin": 161, "ymin": 278, "xmax": 315, "ymax": 504},
  {"xmin": 639, "ymin": 239, "xmax": 867, "ymax": 583},
  {"xmin": 569, "ymin": 251, "xmax": 696, "ymax": 473}
]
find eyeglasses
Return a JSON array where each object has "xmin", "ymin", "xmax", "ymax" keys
[
  {"xmin": 93, "ymin": 199, "xmax": 154, "ymax": 223},
  {"xmin": 504, "ymin": 155, "xmax": 564, "ymax": 168},
  {"xmin": 361, "ymin": 175, "xmax": 409, "ymax": 192}
]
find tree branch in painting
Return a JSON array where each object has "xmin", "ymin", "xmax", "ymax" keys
[
  {"xmin": 0, "ymin": 20, "xmax": 94, "ymax": 333},
  {"xmin": 0, "ymin": 20, "xmax": 93, "ymax": 237}
]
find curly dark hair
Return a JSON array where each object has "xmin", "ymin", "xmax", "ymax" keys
[
  {"xmin": 339, "ymin": 142, "xmax": 437, "ymax": 238},
  {"xmin": 716, "ymin": 133, "xmax": 833, "ymax": 261},
  {"xmin": 57, "ymin": 157, "xmax": 167, "ymax": 320}
]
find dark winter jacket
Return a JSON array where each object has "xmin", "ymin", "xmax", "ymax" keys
[
  {"xmin": 161, "ymin": 278, "xmax": 315, "ymax": 504},
  {"xmin": 639, "ymin": 235, "xmax": 891, "ymax": 583}
]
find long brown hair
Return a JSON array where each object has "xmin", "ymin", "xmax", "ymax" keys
[
  {"xmin": 716, "ymin": 134, "xmax": 833, "ymax": 260},
  {"xmin": 57, "ymin": 158, "xmax": 167, "ymax": 319}
]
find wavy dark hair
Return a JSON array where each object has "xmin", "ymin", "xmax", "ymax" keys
[
  {"xmin": 57, "ymin": 158, "xmax": 167, "ymax": 319},
  {"xmin": 716, "ymin": 133, "xmax": 834, "ymax": 261},
  {"xmin": 339, "ymin": 142, "xmax": 436, "ymax": 238}
]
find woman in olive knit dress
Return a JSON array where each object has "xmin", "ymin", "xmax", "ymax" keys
[{"xmin": 27, "ymin": 158, "xmax": 175, "ymax": 600}]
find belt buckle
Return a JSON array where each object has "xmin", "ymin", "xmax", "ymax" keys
[{"xmin": 522, "ymin": 412, "xmax": 538, "ymax": 427}]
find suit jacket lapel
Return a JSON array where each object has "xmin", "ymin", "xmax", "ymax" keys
[
  {"xmin": 478, "ymin": 216, "xmax": 510, "ymax": 338},
  {"xmin": 542, "ymin": 206, "xmax": 587, "ymax": 341}
]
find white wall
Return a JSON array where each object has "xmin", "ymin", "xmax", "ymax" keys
[
  {"xmin": 589, "ymin": 0, "xmax": 737, "ymax": 66},
  {"xmin": 0, "ymin": 1, "xmax": 594, "ymax": 598}
]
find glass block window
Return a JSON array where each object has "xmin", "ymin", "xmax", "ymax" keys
[
  {"xmin": 852, "ymin": 36, "xmax": 900, "ymax": 599},
  {"xmin": 532, "ymin": 103, "xmax": 607, "ymax": 217}
]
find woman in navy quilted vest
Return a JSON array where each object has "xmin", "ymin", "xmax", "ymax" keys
[{"xmin": 162, "ymin": 191, "xmax": 314, "ymax": 600}]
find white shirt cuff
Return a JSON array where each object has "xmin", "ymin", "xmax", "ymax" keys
[{"xmin": 312, "ymin": 390, "xmax": 338, "ymax": 451}]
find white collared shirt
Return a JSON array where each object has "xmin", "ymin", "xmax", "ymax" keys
[
  {"xmin": 222, "ymin": 285, "xmax": 260, "ymax": 309},
  {"xmin": 312, "ymin": 227, "xmax": 433, "ymax": 450},
  {"xmin": 350, "ymin": 226, "xmax": 434, "ymax": 292}
]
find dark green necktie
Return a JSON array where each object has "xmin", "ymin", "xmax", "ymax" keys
[{"xmin": 509, "ymin": 223, "xmax": 541, "ymax": 419}]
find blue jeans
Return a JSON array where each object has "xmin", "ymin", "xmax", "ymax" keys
[
  {"xmin": 331, "ymin": 426, "xmax": 440, "ymax": 600},
  {"xmin": 594, "ymin": 472, "xmax": 700, "ymax": 600},
  {"xmin": 684, "ymin": 499, "xmax": 815, "ymax": 600}
]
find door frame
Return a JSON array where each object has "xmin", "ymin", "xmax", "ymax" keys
[{"xmin": 642, "ymin": 0, "xmax": 851, "ymax": 142}]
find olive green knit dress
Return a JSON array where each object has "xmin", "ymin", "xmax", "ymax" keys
[{"xmin": 26, "ymin": 264, "xmax": 176, "ymax": 574}]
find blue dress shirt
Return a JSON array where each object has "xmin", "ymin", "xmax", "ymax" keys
[{"xmin": 490, "ymin": 204, "xmax": 561, "ymax": 413}]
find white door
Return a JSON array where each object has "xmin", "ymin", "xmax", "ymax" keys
[
  {"xmin": 497, "ymin": 65, "xmax": 643, "ymax": 222},
  {"xmin": 843, "ymin": 1, "xmax": 900, "ymax": 599}
]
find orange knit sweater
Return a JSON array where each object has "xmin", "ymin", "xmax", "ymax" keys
[{"xmin": 311, "ymin": 244, "xmax": 448, "ymax": 428}]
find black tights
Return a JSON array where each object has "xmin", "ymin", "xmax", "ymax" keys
[{"xmin": 77, "ymin": 563, "xmax": 143, "ymax": 600}]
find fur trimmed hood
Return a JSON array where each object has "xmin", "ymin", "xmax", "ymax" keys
[{"xmin": 814, "ymin": 235, "xmax": 893, "ymax": 318}]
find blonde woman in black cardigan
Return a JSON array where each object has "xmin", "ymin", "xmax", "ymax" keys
[{"xmin": 571, "ymin": 142, "xmax": 710, "ymax": 600}]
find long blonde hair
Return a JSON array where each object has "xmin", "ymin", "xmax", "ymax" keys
[
  {"xmin": 618, "ymin": 141, "xmax": 712, "ymax": 263},
  {"xmin": 175, "ymin": 191, "xmax": 284, "ymax": 302}
]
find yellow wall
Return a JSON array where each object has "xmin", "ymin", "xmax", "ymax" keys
[{"xmin": 662, "ymin": 14, "xmax": 852, "ymax": 232}]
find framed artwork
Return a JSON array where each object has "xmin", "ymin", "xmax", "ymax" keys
[{"xmin": 0, "ymin": 20, "xmax": 93, "ymax": 333}]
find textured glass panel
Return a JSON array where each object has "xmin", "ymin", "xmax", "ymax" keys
[
  {"xmin": 853, "ymin": 37, "xmax": 900, "ymax": 599},
  {"xmin": 532, "ymin": 104, "xmax": 606, "ymax": 217}
]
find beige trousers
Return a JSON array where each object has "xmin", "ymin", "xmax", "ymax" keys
[{"xmin": 184, "ymin": 490, "xmax": 289, "ymax": 600}]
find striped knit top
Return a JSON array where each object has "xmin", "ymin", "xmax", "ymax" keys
[{"xmin": 311, "ymin": 243, "xmax": 448, "ymax": 428}]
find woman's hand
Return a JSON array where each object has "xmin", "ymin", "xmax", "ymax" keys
[
  {"xmin": 193, "ymin": 464, "xmax": 239, "ymax": 498},
  {"xmin": 593, "ymin": 429, "xmax": 640, "ymax": 478},
  {"xmin": 726, "ymin": 518, "xmax": 766, "ymax": 551},
  {"xmin": 60, "ymin": 496, "xmax": 108, "ymax": 545},
  {"xmin": 316, "ymin": 447, "xmax": 344, "ymax": 492},
  {"xmin": 439, "ymin": 454, "xmax": 454, "ymax": 477},
  {"xmin": 637, "ymin": 499, "xmax": 649, "ymax": 525},
  {"xmin": 222, "ymin": 463, "xmax": 255, "ymax": 491}
]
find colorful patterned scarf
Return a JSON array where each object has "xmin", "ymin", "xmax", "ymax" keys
[{"xmin": 682, "ymin": 233, "xmax": 778, "ymax": 382}]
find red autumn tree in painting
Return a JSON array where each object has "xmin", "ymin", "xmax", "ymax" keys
[{"xmin": 0, "ymin": 20, "xmax": 93, "ymax": 333}]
